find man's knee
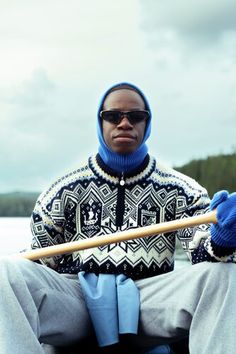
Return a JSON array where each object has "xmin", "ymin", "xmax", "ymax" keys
[
  {"xmin": 0, "ymin": 256, "xmax": 40, "ymax": 288},
  {"xmin": 0, "ymin": 256, "xmax": 34, "ymax": 273},
  {"xmin": 196, "ymin": 261, "xmax": 236, "ymax": 290}
]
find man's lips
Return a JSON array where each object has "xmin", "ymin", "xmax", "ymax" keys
[{"xmin": 113, "ymin": 134, "xmax": 136, "ymax": 141}]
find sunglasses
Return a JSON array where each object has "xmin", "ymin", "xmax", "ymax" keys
[{"xmin": 100, "ymin": 110, "xmax": 150, "ymax": 125}]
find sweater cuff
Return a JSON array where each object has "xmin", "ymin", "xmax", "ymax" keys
[
  {"xmin": 210, "ymin": 238, "xmax": 236, "ymax": 257},
  {"xmin": 210, "ymin": 224, "xmax": 236, "ymax": 248}
]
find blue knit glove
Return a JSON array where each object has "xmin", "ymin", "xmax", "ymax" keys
[{"xmin": 210, "ymin": 190, "xmax": 236, "ymax": 248}]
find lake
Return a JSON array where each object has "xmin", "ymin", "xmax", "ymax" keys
[
  {"xmin": 0, "ymin": 217, "xmax": 32, "ymax": 256},
  {"xmin": 0, "ymin": 217, "xmax": 189, "ymax": 268}
]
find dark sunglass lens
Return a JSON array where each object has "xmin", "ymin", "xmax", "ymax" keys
[
  {"xmin": 101, "ymin": 110, "xmax": 149, "ymax": 124},
  {"xmin": 101, "ymin": 111, "xmax": 120, "ymax": 124},
  {"xmin": 128, "ymin": 111, "xmax": 149, "ymax": 124}
]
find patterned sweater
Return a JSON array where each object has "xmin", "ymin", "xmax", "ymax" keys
[{"xmin": 31, "ymin": 154, "xmax": 219, "ymax": 279}]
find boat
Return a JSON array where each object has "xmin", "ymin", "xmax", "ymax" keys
[{"xmin": 42, "ymin": 336, "xmax": 189, "ymax": 353}]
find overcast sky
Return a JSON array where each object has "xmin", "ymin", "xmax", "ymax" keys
[{"xmin": 1, "ymin": 0, "xmax": 236, "ymax": 193}]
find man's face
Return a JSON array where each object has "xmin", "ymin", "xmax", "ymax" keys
[{"xmin": 101, "ymin": 89, "xmax": 147, "ymax": 154}]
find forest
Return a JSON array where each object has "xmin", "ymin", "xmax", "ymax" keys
[
  {"xmin": 175, "ymin": 152, "xmax": 236, "ymax": 197},
  {"xmin": 0, "ymin": 191, "xmax": 40, "ymax": 217},
  {"xmin": 0, "ymin": 153, "xmax": 235, "ymax": 216}
]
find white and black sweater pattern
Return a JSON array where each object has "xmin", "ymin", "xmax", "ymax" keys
[{"xmin": 31, "ymin": 154, "xmax": 212, "ymax": 279}]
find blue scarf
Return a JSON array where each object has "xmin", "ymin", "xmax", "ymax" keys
[
  {"xmin": 79, "ymin": 272, "xmax": 171, "ymax": 353},
  {"xmin": 97, "ymin": 82, "xmax": 152, "ymax": 173},
  {"xmin": 78, "ymin": 272, "xmax": 139, "ymax": 346}
]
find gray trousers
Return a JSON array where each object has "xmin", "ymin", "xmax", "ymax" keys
[{"xmin": 0, "ymin": 257, "xmax": 235, "ymax": 354}]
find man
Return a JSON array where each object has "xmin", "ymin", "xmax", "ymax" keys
[{"xmin": 0, "ymin": 82, "xmax": 236, "ymax": 354}]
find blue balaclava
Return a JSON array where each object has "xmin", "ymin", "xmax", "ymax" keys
[{"xmin": 97, "ymin": 82, "xmax": 152, "ymax": 173}]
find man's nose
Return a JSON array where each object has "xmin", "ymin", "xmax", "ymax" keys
[{"xmin": 117, "ymin": 115, "xmax": 132, "ymax": 127}]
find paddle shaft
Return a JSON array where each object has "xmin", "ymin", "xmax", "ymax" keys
[{"xmin": 17, "ymin": 210, "xmax": 217, "ymax": 261}]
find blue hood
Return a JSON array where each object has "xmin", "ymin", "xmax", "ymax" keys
[{"xmin": 97, "ymin": 82, "xmax": 152, "ymax": 173}]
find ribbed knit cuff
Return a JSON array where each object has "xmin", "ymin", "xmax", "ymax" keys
[
  {"xmin": 210, "ymin": 224, "xmax": 236, "ymax": 248},
  {"xmin": 210, "ymin": 238, "xmax": 236, "ymax": 257}
]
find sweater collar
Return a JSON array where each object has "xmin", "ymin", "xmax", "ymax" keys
[{"xmin": 89, "ymin": 154, "xmax": 155, "ymax": 184}]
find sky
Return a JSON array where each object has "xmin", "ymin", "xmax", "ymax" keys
[{"xmin": 1, "ymin": 0, "xmax": 236, "ymax": 193}]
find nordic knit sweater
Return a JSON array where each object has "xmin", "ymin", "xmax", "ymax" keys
[{"xmin": 30, "ymin": 154, "xmax": 232, "ymax": 279}]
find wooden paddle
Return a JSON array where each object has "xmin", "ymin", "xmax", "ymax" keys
[{"xmin": 15, "ymin": 210, "xmax": 217, "ymax": 261}]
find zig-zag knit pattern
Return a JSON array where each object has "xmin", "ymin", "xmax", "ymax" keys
[{"xmin": 31, "ymin": 155, "xmax": 210, "ymax": 279}]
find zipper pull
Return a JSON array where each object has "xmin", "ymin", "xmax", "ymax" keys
[{"xmin": 120, "ymin": 172, "xmax": 125, "ymax": 186}]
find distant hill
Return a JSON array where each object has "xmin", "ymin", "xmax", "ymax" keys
[
  {"xmin": 0, "ymin": 191, "xmax": 40, "ymax": 217},
  {"xmin": 175, "ymin": 153, "xmax": 236, "ymax": 197},
  {"xmin": 0, "ymin": 152, "xmax": 235, "ymax": 216}
]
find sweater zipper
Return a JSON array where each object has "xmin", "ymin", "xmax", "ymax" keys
[
  {"xmin": 116, "ymin": 172, "xmax": 125, "ymax": 227},
  {"xmin": 119, "ymin": 172, "xmax": 125, "ymax": 186}
]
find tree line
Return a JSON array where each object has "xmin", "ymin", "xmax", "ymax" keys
[
  {"xmin": 175, "ymin": 153, "xmax": 236, "ymax": 197},
  {"xmin": 0, "ymin": 153, "xmax": 235, "ymax": 216},
  {"xmin": 0, "ymin": 192, "xmax": 40, "ymax": 217}
]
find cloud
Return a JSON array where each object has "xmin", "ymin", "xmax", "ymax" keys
[
  {"xmin": 1, "ymin": 0, "xmax": 236, "ymax": 192},
  {"xmin": 9, "ymin": 69, "xmax": 54, "ymax": 106},
  {"xmin": 140, "ymin": 0, "xmax": 236, "ymax": 43},
  {"xmin": 137, "ymin": 0, "xmax": 236, "ymax": 167},
  {"xmin": 0, "ymin": 68, "xmax": 98, "ymax": 191}
]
